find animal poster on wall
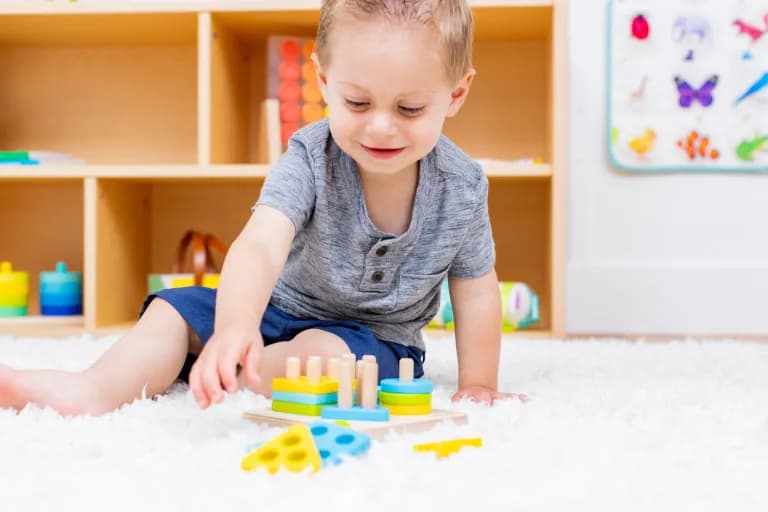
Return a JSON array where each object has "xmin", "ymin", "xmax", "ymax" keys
[{"xmin": 607, "ymin": 0, "xmax": 768, "ymax": 172}]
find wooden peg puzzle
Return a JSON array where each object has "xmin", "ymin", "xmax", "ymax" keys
[{"xmin": 246, "ymin": 355, "xmax": 467, "ymax": 439}]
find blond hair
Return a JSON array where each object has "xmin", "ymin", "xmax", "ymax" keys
[{"xmin": 316, "ymin": 0, "xmax": 474, "ymax": 83}]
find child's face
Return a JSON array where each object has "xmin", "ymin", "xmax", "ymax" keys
[{"xmin": 314, "ymin": 16, "xmax": 473, "ymax": 177}]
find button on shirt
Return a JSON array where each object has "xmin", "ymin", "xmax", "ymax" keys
[{"xmin": 254, "ymin": 120, "xmax": 495, "ymax": 351}]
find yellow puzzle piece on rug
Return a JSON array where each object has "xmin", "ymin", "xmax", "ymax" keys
[
  {"xmin": 241, "ymin": 424, "xmax": 321, "ymax": 474},
  {"xmin": 413, "ymin": 437, "xmax": 483, "ymax": 458}
]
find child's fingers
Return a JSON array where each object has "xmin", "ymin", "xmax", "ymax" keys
[
  {"xmin": 200, "ymin": 353, "xmax": 225, "ymax": 405},
  {"xmin": 188, "ymin": 358, "xmax": 210, "ymax": 408},
  {"xmin": 495, "ymin": 391, "xmax": 528, "ymax": 403},
  {"xmin": 217, "ymin": 346, "xmax": 241, "ymax": 394},
  {"xmin": 243, "ymin": 344, "xmax": 262, "ymax": 387}
]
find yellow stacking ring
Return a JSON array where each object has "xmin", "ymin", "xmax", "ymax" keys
[{"xmin": 380, "ymin": 402, "xmax": 432, "ymax": 416}]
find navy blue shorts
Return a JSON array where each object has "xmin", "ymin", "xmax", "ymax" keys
[{"xmin": 140, "ymin": 286, "xmax": 425, "ymax": 383}]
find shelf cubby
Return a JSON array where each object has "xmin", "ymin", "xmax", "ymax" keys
[
  {"xmin": 445, "ymin": 5, "xmax": 553, "ymax": 163},
  {"xmin": 206, "ymin": 10, "xmax": 318, "ymax": 165},
  {"xmin": 0, "ymin": 13, "xmax": 199, "ymax": 165},
  {"xmin": 88, "ymin": 176, "xmax": 264, "ymax": 329},
  {"xmin": 0, "ymin": 179, "xmax": 84, "ymax": 319},
  {"xmin": 488, "ymin": 179, "xmax": 551, "ymax": 331}
]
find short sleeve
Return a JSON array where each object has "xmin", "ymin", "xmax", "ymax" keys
[
  {"xmin": 448, "ymin": 175, "xmax": 496, "ymax": 279},
  {"xmin": 253, "ymin": 132, "xmax": 316, "ymax": 232}
]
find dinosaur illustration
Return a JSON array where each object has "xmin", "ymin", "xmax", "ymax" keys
[
  {"xmin": 736, "ymin": 134, "xmax": 768, "ymax": 162},
  {"xmin": 630, "ymin": 75, "xmax": 648, "ymax": 103},
  {"xmin": 733, "ymin": 14, "xmax": 768, "ymax": 43}
]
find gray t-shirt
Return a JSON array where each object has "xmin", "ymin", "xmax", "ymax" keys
[{"xmin": 255, "ymin": 119, "xmax": 495, "ymax": 351}]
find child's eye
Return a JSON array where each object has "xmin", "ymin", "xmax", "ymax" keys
[
  {"xmin": 344, "ymin": 98, "xmax": 369, "ymax": 111},
  {"xmin": 398, "ymin": 105, "xmax": 425, "ymax": 117}
]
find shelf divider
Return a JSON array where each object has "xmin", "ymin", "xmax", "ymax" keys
[{"xmin": 198, "ymin": 12, "xmax": 212, "ymax": 166}]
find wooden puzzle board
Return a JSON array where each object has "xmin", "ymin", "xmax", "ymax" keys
[
  {"xmin": 244, "ymin": 408, "xmax": 468, "ymax": 440},
  {"xmin": 607, "ymin": 0, "xmax": 768, "ymax": 172}
]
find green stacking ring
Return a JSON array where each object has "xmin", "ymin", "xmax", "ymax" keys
[
  {"xmin": 378, "ymin": 391, "xmax": 431, "ymax": 405},
  {"xmin": 0, "ymin": 305, "xmax": 28, "ymax": 317}
]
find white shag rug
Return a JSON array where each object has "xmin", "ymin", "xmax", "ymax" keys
[{"xmin": 1, "ymin": 333, "xmax": 767, "ymax": 512}]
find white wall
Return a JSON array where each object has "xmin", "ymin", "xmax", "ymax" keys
[{"xmin": 567, "ymin": 0, "xmax": 768, "ymax": 335}]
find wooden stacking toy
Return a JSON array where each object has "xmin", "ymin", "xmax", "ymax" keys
[
  {"xmin": 0, "ymin": 261, "xmax": 29, "ymax": 317},
  {"xmin": 321, "ymin": 354, "xmax": 390, "ymax": 422},
  {"xmin": 39, "ymin": 261, "xmax": 82, "ymax": 316},
  {"xmin": 249, "ymin": 356, "xmax": 466, "ymax": 438},
  {"xmin": 379, "ymin": 358, "xmax": 434, "ymax": 416},
  {"xmin": 271, "ymin": 355, "xmax": 352, "ymax": 416},
  {"xmin": 271, "ymin": 355, "xmax": 436, "ymax": 421}
]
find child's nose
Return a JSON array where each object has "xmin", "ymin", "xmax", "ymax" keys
[{"xmin": 366, "ymin": 110, "xmax": 397, "ymax": 138}]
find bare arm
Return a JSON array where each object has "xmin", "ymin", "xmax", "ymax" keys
[
  {"xmin": 189, "ymin": 205, "xmax": 295, "ymax": 408},
  {"xmin": 449, "ymin": 270, "xmax": 502, "ymax": 391},
  {"xmin": 449, "ymin": 270, "xmax": 526, "ymax": 404},
  {"xmin": 214, "ymin": 205, "xmax": 295, "ymax": 335}
]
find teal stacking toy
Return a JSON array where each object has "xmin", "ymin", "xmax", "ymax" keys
[
  {"xmin": 39, "ymin": 261, "xmax": 82, "ymax": 316},
  {"xmin": 0, "ymin": 261, "xmax": 29, "ymax": 317}
]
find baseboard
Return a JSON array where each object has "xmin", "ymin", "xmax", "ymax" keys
[{"xmin": 567, "ymin": 261, "xmax": 768, "ymax": 335}]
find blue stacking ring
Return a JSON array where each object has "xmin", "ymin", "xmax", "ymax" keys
[{"xmin": 379, "ymin": 378, "xmax": 434, "ymax": 394}]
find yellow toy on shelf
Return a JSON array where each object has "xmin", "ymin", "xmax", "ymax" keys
[{"xmin": 0, "ymin": 261, "xmax": 29, "ymax": 317}]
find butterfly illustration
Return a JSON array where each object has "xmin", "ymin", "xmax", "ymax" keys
[{"xmin": 674, "ymin": 75, "xmax": 718, "ymax": 108}]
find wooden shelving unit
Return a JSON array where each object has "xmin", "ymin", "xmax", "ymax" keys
[{"xmin": 0, "ymin": 0, "xmax": 567, "ymax": 337}]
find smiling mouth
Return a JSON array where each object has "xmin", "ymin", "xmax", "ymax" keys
[{"xmin": 360, "ymin": 144, "xmax": 405, "ymax": 159}]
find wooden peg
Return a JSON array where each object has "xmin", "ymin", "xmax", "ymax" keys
[
  {"xmin": 361, "ymin": 361, "xmax": 378, "ymax": 409},
  {"xmin": 342, "ymin": 353, "xmax": 356, "ymax": 367},
  {"xmin": 356, "ymin": 360, "xmax": 365, "ymax": 405},
  {"xmin": 306, "ymin": 356, "xmax": 322, "ymax": 383},
  {"xmin": 399, "ymin": 358, "xmax": 414, "ymax": 382},
  {"xmin": 327, "ymin": 357, "xmax": 340, "ymax": 380},
  {"xmin": 286, "ymin": 356, "xmax": 301, "ymax": 380},
  {"xmin": 338, "ymin": 359, "xmax": 354, "ymax": 408}
]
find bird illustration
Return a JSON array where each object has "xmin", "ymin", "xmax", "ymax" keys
[{"xmin": 628, "ymin": 129, "xmax": 657, "ymax": 160}]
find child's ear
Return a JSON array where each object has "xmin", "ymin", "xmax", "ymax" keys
[
  {"xmin": 311, "ymin": 53, "xmax": 329, "ymax": 103},
  {"xmin": 446, "ymin": 69, "xmax": 476, "ymax": 118}
]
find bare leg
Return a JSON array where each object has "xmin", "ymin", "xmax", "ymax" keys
[
  {"xmin": 241, "ymin": 329, "xmax": 351, "ymax": 397},
  {"xmin": 0, "ymin": 299, "xmax": 193, "ymax": 416}
]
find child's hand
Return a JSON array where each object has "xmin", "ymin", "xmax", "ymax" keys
[
  {"xmin": 188, "ymin": 327, "xmax": 263, "ymax": 409},
  {"xmin": 452, "ymin": 386, "xmax": 528, "ymax": 406}
]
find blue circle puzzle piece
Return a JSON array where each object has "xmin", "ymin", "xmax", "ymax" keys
[
  {"xmin": 308, "ymin": 421, "xmax": 371, "ymax": 466},
  {"xmin": 379, "ymin": 378, "xmax": 433, "ymax": 394}
]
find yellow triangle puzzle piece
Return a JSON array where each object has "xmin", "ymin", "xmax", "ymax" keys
[{"xmin": 241, "ymin": 424, "xmax": 321, "ymax": 474}]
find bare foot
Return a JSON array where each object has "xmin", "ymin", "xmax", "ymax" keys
[
  {"xmin": 0, "ymin": 364, "xmax": 24, "ymax": 411},
  {"xmin": 0, "ymin": 364, "xmax": 108, "ymax": 416}
]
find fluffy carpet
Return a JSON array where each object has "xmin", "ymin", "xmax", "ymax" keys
[{"xmin": 0, "ymin": 332, "xmax": 766, "ymax": 512}]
